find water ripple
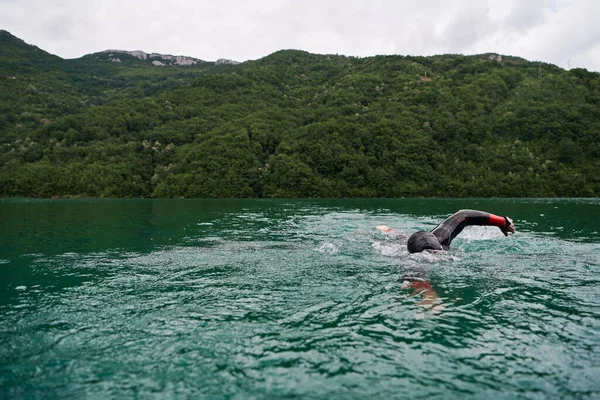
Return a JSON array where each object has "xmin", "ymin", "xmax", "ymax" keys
[{"xmin": 1, "ymin": 199, "xmax": 599, "ymax": 398}]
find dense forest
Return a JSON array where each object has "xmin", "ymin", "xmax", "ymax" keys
[{"xmin": 1, "ymin": 30, "xmax": 599, "ymax": 198}]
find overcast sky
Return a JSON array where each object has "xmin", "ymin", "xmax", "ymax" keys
[{"xmin": 1, "ymin": 0, "xmax": 599, "ymax": 71}]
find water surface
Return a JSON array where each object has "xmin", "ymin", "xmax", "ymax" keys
[{"xmin": 1, "ymin": 198, "xmax": 599, "ymax": 398}]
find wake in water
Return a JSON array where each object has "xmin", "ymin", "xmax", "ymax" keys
[
  {"xmin": 2, "ymin": 199, "xmax": 599, "ymax": 399},
  {"xmin": 370, "ymin": 224, "xmax": 517, "ymax": 315}
]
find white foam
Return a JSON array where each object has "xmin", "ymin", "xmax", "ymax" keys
[
  {"xmin": 372, "ymin": 241, "xmax": 405, "ymax": 257},
  {"xmin": 409, "ymin": 250, "xmax": 461, "ymax": 263},
  {"xmin": 457, "ymin": 226, "xmax": 505, "ymax": 241},
  {"xmin": 316, "ymin": 242, "xmax": 339, "ymax": 254}
]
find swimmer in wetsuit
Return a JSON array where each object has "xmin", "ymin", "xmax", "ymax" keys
[
  {"xmin": 377, "ymin": 209, "xmax": 515, "ymax": 252},
  {"xmin": 406, "ymin": 209, "xmax": 515, "ymax": 253},
  {"xmin": 377, "ymin": 210, "xmax": 515, "ymax": 310}
]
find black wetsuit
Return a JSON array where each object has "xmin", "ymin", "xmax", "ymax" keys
[
  {"xmin": 407, "ymin": 209, "xmax": 510, "ymax": 253},
  {"xmin": 432, "ymin": 209, "xmax": 507, "ymax": 249},
  {"xmin": 403, "ymin": 210, "xmax": 511, "ymax": 284}
]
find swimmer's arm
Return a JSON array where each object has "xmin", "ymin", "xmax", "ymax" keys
[
  {"xmin": 486, "ymin": 214, "xmax": 515, "ymax": 236},
  {"xmin": 503, "ymin": 217, "xmax": 515, "ymax": 235},
  {"xmin": 404, "ymin": 281, "xmax": 441, "ymax": 310},
  {"xmin": 434, "ymin": 210, "xmax": 515, "ymax": 246},
  {"xmin": 454, "ymin": 210, "xmax": 516, "ymax": 236},
  {"xmin": 376, "ymin": 225, "xmax": 410, "ymax": 242}
]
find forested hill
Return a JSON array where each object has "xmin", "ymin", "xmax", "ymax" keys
[{"xmin": 1, "ymin": 30, "xmax": 599, "ymax": 198}]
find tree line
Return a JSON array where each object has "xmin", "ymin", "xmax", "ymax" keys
[{"xmin": 1, "ymin": 30, "xmax": 599, "ymax": 198}]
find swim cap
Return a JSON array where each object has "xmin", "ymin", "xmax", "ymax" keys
[{"xmin": 407, "ymin": 231, "xmax": 443, "ymax": 253}]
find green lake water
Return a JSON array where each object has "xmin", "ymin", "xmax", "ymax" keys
[{"xmin": 1, "ymin": 198, "xmax": 599, "ymax": 399}]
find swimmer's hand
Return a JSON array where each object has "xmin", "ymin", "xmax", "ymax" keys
[
  {"xmin": 501, "ymin": 217, "xmax": 515, "ymax": 236},
  {"xmin": 376, "ymin": 225, "xmax": 393, "ymax": 233}
]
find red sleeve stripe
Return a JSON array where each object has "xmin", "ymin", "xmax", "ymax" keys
[{"xmin": 488, "ymin": 214, "xmax": 506, "ymax": 228}]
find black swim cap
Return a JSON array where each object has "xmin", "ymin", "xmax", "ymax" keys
[{"xmin": 407, "ymin": 231, "xmax": 443, "ymax": 253}]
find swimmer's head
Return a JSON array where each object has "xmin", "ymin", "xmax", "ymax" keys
[{"xmin": 407, "ymin": 231, "xmax": 443, "ymax": 253}]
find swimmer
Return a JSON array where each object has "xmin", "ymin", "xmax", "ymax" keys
[
  {"xmin": 378, "ymin": 210, "xmax": 515, "ymax": 310},
  {"xmin": 377, "ymin": 209, "xmax": 515, "ymax": 253}
]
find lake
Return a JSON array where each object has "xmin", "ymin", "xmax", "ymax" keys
[{"xmin": 1, "ymin": 198, "xmax": 599, "ymax": 398}]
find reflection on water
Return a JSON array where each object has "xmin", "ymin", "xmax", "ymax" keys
[{"xmin": 0, "ymin": 199, "xmax": 599, "ymax": 398}]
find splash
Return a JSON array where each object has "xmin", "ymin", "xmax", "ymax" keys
[{"xmin": 316, "ymin": 242, "xmax": 339, "ymax": 254}]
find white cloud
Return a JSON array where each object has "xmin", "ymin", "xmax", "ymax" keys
[
  {"xmin": 0, "ymin": 0, "xmax": 598, "ymax": 71},
  {"xmin": 504, "ymin": 0, "xmax": 554, "ymax": 32}
]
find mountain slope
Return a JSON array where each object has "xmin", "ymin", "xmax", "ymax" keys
[
  {"xmin": 0, "ymin": 32, "xmax": 599, "ymax": 198},
  {"xmin": 0, "ymin": 30, "xmax": 63, "ymax": 74}
]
